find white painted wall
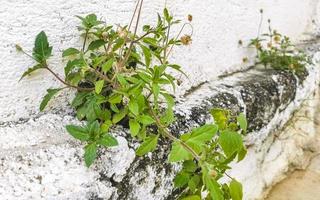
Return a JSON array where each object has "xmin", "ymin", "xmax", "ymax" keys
[
  {"xmin": 1, "ymin": 1, "xmax": 320, "ymax": 199},
  {"xmin": 0, "ymin": 0, "xmax": 318, "ymax": 122}
]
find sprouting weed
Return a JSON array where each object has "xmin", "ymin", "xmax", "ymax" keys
[{"xmin": 17, "ymin": 3, "xmax": 247, "ymax": 200}]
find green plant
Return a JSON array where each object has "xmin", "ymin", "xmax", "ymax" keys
[
  {"xmin": 248, "ymin": 11, "xmax": 311, "ymax": 75},
  {"xmin": 17, "ymin": 2, "xmax": 247, "ymax": 199}
]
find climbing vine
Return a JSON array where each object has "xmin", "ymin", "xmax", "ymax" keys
[{"xmin": 16, "ymin": 1, "xmax": 247, "ymax": 199}]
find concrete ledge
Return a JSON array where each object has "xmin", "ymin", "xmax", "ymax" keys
[{"xmin": 0, "ymin": 50, "xmax": 319, "ymax": 199}]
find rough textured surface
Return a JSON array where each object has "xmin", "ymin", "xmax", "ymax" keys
[
  {"xmin": 0, "ymin": 0, "xmax": 319, "ymax": 122},
  {"xmin": 264, "ymin": 94, "xmax": 320, "ymax": 200},
  {"xmin": 2, "ymin": 1, "xmax": 320, "ymax": 199},
  {"xmin": 1, "ymin": 49, "xmax": 319, "ymax": 199}
]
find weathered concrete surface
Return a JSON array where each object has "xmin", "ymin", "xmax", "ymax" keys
[
  {"xmin": 1, "ymin": 47, "xmax": 319, "ymax": 200},
  {"xmin": 1, "ymin": 1, "xmax": 320, "ymax": 200},
  {"xmin": 1, "ymin": 0, "xmax": 319, "ymax": 122},
  {"xmin": 260, "ymin": 84, "xmax": 320, "ymax": 200},
  {"xmin": 266, "ymin": 157, "xmax": 320, "ymax": 200}
]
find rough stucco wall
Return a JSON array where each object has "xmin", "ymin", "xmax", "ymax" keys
[
  {"xmin": 0, "ymin": 0, "xmax": 318, "ymax": 122},
  {"xmin": 1, "ymin": 1, "xmax": 320, "ymax": 200}
]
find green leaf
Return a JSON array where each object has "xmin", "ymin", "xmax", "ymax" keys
[
  {"xmin": 128, "ymin": 99, "xmax": 139, "ymax": 116},
  {"xmin": 174, "ymin": 172, "xmax": 190, "ymax": 188},
  {"xmin": 64, "ymin": 58, "xmax": 85, "ymax": 76},
  {"xmin": 163, "ymin": 8, "xmax": 170, "ymax": 23},
  {"xmin": 66, "ymin": 125, "xmax": 89, "ymax": 141},
  {"xmin": 62, "ymin": 48, "xmax": 80, "ymax": 57},
  {"xmin": 112, "ymin": 109, "xmax": 127, "ymax": 124},
  {"xmin": 40, "ymin": 88, "xmax": 63, "ymax": 111},
  {"xmin": 188, "ymin": 175, "xmax": 200, "ymax": 193},
  {"xmin": 88, "ymin": 120, "xmax": 100, "ymax": 136},
  {"xmin": 112, "ymin": 38, "xmax": 125, "ymax": 51},
  {"xmin": 99, "ymin": 134, "xmax": 118, "ymax": 147},
  {"xmin": 183, "ymin": 160, "xmax": 198, "ymax": 172},
  {"xmin": 152, "ymin": 83, "xmax": 160, "ymax": 102},
  {"xmin": 143, "ymin": 37, "xmax": 158, "ymax": 46},
  {"xmin": 19, "ymin": 64, "xmax": 43, "ymax": 81},
  {"xmin": 140, "ymin": 44, "xmax": 151, "ymax": 67},
  {"xmin": 71, "ymin": 92, "xmax": 90, "ymax": 108},
  {"xmin": 136, "ymin": 134, "xmax": 159, "ymax": 156},
  {"xmin": 129, "ymin": 119, "xmax": 140, "ymax": 137},
  {"xmin": 139, "ymin": 115, "xmax": 155, "ymax": 125},
  {"xmin": 33, "ymin": 31, "xmax": 52, "ymax": 63},
  {"xmin": 88, "ymin": 39, "xmax": 106, "ymax": 51},
  {"xmin": 203, "ymin": 175, "xmax": 224, "ymax": 200},
  {"xmin": 188, "ymin": 124, "xmax": 218, "ymax": 145},
  {"xmin": 108, "ymin": 94, "xmax": 122, "ymax": 104},
  {"xmin": 237, "ymin": 146, "xmax": 247, "ymax": 162},
  {"xmin": 230, "ymin": 179, "xmax": 243, "ymax": 200},
  {"xmin": 237, "ymin": 113, "xmax": 247, "ymax": 133},
  {"xmin": 168, "ymin": 141, "xmax": 192, "ymax": 162},
  {"xmin": 218, "ymin": 131, "xmax": 243, "ymax": 157},
  {"xmin": 101, "ymin": 120, "xmax": 112, "ymax": 132},
  {"xmin": 181, "ymin": 195, "xmax": 201, "ymax": 200},
  {"xmin": 161, "ymin": 93, "xmax": 175, "ymax": 108},
  {"xmin": 210, "ymin": 108, "xmax": 229, "ymax": 130},
  {"xmin": 102, "ymin": 59, "xmax": 114, "ymax": 73},
  {"xmin": 168, "ymin": 64, "xmax": 188, "ymax": 78},
  {"xmin": 95, "ymin": 80, "xmax": 104, "ymax": 94},
  {"xmin": 138, "ymin": 72, "xmax": 152, "ymax": 82},
  {"xmin": 84, "ymin": 143, "xmax": 97, "ymax": 167}
]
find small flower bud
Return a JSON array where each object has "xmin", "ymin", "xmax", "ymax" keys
[
  {"xmin": 188, "ymin": 14, "xmax": 193, "ymax": 22},
  {"xmin": 102, "ymin": 32, "xmax": 108, "ymax": 40},
  {"xmin": 209, "ymin": 169, "xmax": 217, "ymax": 177},
  {"xmin": 181, "ymin": 35, "xmax": 192, "ymax": 45}
]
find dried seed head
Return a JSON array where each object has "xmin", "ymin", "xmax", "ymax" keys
[
  {"xmin": 117, "ymin": 26, "xmax": 128, "ymax": 38},
  {"xmin": 260, "ymin": 9, "xmax": 263, "ymax": 14},
  {"xmin": 274, "ymin": 35, "xmax": 280, "ymax": 43},
  {"xmin": 181, "ymin": 35, "xmax": 192, "ymax": 45},
  {"xmin": 188, "ymin": 14, "xmax": 193, "ymax": 22},
  {"xmin": 242, "ymin": 57, "xmax": 248, "ymax": 63},
  {"xmin": 255, "ymin": 42, "xmax": 261, "ymax": 49},
  {"xmin": 267, "ymin": 42, "xmax": 272, "ymax": 48},
  {"xmin": 15, "ymin": 44, "xmax": 23, "ymax": 52},
  {"xmin": 238, "ymin": 40, "xmax": 243, "ymax": 46}
]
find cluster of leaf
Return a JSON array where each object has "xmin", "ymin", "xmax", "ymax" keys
[
  {"xmin": 249, "ymin": 24, "xmax": 311, "ymax": 75},
  {"xmin": 18, "ymin": 7, "xmax": 247, "ymax": 200},
  {"xmin": 173, "ymin": 109, "xmax": 247, "ymax": 200}
]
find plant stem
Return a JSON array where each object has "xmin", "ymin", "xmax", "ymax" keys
[
  {"xmin": 166, "ymin": 23, "xmax": 193, "ymax": 59},
  {"xmin": 120, "ymin": 0, "xmax": 144, "ymax": 70},
  {"xmin": 146, "ymin": 100, "xmax": 201, "ymax": 161},
  {"xmin": 163, "ymin": 23, "xmax": 171, "ymax": 63},
  {"xmin": 88, "ymin": 67, "xmax": 112, "ymax": 83},
  {"xmin": 133, "ymin": 30, "xmax": 154, "ymax": 43},
  {"xmin": 44, "ymin": 65, "xmax": 93, "ymax": 91},
  {"xmin": 82, "ymin": 30, "xmax": 88, "ymax": 52}
]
